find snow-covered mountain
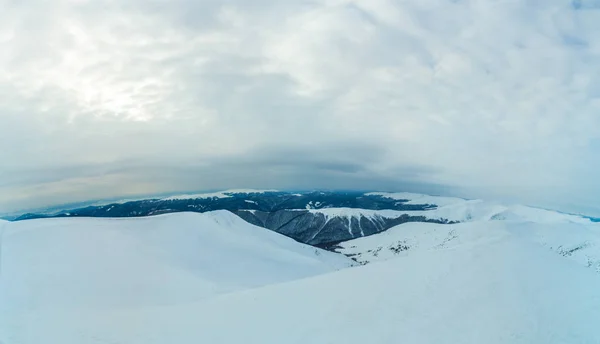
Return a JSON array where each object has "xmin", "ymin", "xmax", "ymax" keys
[
  {"xmin": 9, "ymin": 191, "xmax": 455, "ymax": 245},
  {"xmin": 366, "ymin": 192, "xmax": 594, "ymax": 223},
  {"xmin": 0, "ymin": 211, "xmax": 352, "ymax": 313},
  {"xmin": 3, "ymin": 194, "xmax": 600, "ymax": 343},
  {"xmin": 335, "ymin": 197, "xmax": 600, "ymax": 272},
  {"xmin": 236, "ymin": 207, "xmax": 453, "ymax": 246},
  {"xmin": 10, "ymin": 191, "xmax": 599, "ymax": 249},
  {"xmin": 2, "ymin": 209, "xmax": 600, "ymax": 344}
]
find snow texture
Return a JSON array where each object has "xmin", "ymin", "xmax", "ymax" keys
[
  {"xmin": 2, "ymin": 204, "xmax": 600, "ymax": 343},
  {"xmin": 0, "ymin": 211, "xmax": 351, "ymax": 312},
  {"xmin": 337, "ymin": 209, "xmax": 600, "ymax": 270}
]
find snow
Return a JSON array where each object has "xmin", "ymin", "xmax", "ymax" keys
[
  {"xmin": 89, "ymin": 197, "xmax": 159, "ymax": 206},
  {"xmin": 307, "ymin": 208, "xmax": 409, "ymax": 238},
  {"xmin": 0, "ymin": 211, "xmax": 352, "ymax": 313},
  {"xmin": 363, "ymin": 192, "xmax": 593, "ymax": 225},
  {"xmin": 160, "ymin": 189, "xmax": 278, "ymax": 201},
  {"xmin": 161, "ymin": 192, "xmax": 232, "ymax": 200},
  {"xmin": 506, "ymin": 221, "xmax": 600, "ymax": 272},
  {"xmin": 306, "ymin": 204, "xmax": 595, "ymax": 245},
  {"xmin": 338, "ymin": 221, "xmax": 508, "ymax": 264},
  {"xmin": 308, "ymin": 207, "xmax": 399, "ymax": 220},
  {"xmin": 4, "ymin": 227, "xmax": 600, "ymax": 344},
  {"xmin": 305, "ymin": 200, "xmax": 324, "ymax": 209},
  {"xmin": 420, "ymin": 201, "xmax": 593, "ymax": 224},
  {"xmin": 304, "ymin": 204, "xmax": 563, "ymax": 229},
  {"xmin": 3, "ymin": 199, "xmax": 600, "ymax": 343},
  {"xmin": 337, "ymin": 219, "xmax": 600, "ymax": 270},
  {"xmin": 222, "ymin": 189, "xmax": 279, "ymax": 194},
  {"xmin": 367, "ymin": 192, "xmax": 467, "ymax": 207}
]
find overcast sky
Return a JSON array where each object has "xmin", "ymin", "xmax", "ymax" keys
[{"xmin": 1, "ymin": 0, "xmax": 600, "ymax": 215}]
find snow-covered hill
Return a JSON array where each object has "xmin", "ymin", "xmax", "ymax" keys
[
  {"xmin": 160, "ymin": 189, "xmax": 280, "ymax": 201},
  {"xmin": 0, "ymin": 211, "xmax": 352, "ymax": 314},
  {"xmin": 10, "ymin": 191, "xmax": 447, "ymax": 245},
  {"xmin": 335, "ymin": 201, "xmax": 600, "ymax": 271},
  {"xmin": 236, "ymin": 207, "xmax": 451, "ymax": 245},
  {"xmin": 4, "ymin": 227, "xmax": 600, "ymax": 344},
  {"xmin": 3, "ymin": 197, "xmax": 600, "ymax": 343},
  {"xmin": 370, "ymin": 192, "xmax": 593, "ymax": 224}
]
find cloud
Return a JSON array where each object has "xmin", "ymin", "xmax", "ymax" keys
[{"xmin": 1, "ymin": 0, "xmax": 600, "ymax": 215}]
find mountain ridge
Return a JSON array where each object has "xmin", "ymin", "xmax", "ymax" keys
[
  {"xmin": 10, "ymin": 191, "xmax": 454, "ymax": 246},
  {"xmin": 9, "ymin": 191, "xmax": 594, "ymax": 248}
]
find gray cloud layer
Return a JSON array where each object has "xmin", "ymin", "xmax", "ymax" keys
[{"xmin": 2, "ymin": 0, "xmax": 600, "ymax": 215}]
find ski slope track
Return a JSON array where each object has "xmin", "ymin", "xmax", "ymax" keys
[{"xmin": 2, "ymin": 201, "xmax": 600, "ymax": 343}]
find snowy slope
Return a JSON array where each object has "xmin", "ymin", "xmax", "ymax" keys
[
  {"xmin": 506, "ymin": 221, "xmax": 600, "ymax": 272},
  {"xmin": 4, "ymin": 232, "xmax": 600, "ymax": 344},
  {"xmin": 301, "ymin": 199, "xmax": 593, "ymax": 246},
  {"xmin": 337, "ymin": 221, "xmax": 500, "ymax": 264},
  {"xmin": 4, "ymin": 198, "xmax": 600, "ymax": 343},
  {"xmin": 0, "ymin": 211, "xmax": 352, "ymax": 313},
  {"xmin": 338, "ymin": 193, "xmax": 600, "ymax": 268},
  {"xmin": 336, "ymin": 218, "xmax": 600, "ymax": 271},
  {"xmin": 370, "ymin": 192, "xmax": 594, "ymax": 224},
  {"xmin": 428, "ymin": 202, "xmax": 591, "ymax": 224}
]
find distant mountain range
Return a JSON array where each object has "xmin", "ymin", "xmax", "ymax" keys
[{"xmin": 10, "ymin": 190, "xmax": 457, "ymax": 246}]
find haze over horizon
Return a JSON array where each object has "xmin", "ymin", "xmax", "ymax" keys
[{"xmin": 2, "ymin": 0, "xmax": 600, "ymax": 215}]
